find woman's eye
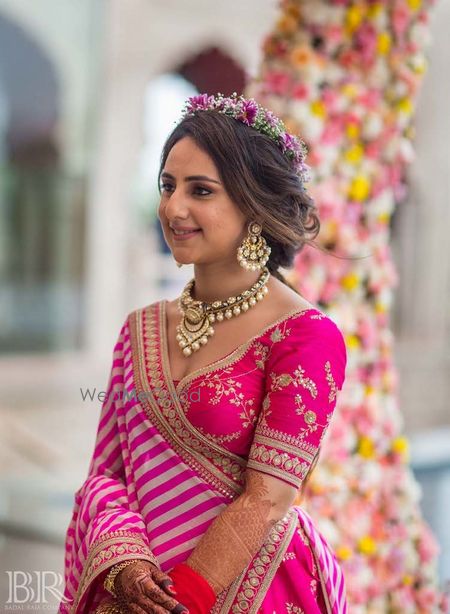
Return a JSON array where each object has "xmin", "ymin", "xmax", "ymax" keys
[
  {"xmin": 194, "ymin": 186, "xmax": 211, "ymax": 196},
  {"xmin": 160, "ymin": 183, "xmax": 211, "ymax": 197}
]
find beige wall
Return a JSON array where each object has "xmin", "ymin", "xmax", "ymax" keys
[{"xmin": 392, "ymin": 0, "xmax": 450, "ymax": 431}]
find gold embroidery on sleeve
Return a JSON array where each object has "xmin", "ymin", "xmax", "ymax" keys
[
  {"xmin": 325, "ymin": 360, "xmax": 338, "ymax": 403},
  {"xmin": 248, "ymin": 352, "xmax": 339, "ymax": 487}
]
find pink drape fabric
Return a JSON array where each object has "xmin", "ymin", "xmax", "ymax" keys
[{"xmin": 59, "ymin": 300, "xmax": 348, "ymax": 613}]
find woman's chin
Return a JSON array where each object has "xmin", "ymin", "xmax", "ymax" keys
[{"xmin": 173, "ymin": 254, "xmax": 194, "ymax": 266}]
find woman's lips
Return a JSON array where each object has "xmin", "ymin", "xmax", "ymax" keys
[{"xmin": 171, "ymin": 228, "xmax": 202, "ymax": 241}]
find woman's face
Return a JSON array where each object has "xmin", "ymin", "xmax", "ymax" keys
[{"xmin": 158, "ymin": 136, "xmax": 247, "ymax": 267}]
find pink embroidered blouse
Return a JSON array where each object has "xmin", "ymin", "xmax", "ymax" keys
[{"xmin": 167, "ymin": 301, "xmax": 347, "ymax": 492}]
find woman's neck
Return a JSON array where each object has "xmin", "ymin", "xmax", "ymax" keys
[{"xmin": 191, "ymin": 263, "xmax": 270, "ymax": 304}]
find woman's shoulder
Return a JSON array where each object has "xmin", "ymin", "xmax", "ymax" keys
[
  {"xmin": 266, "ymin": 304, "xmax": 347, "ymax": 363},
  {"xmin": 263, "ymin": 307, "xmax": 347, "ymax": 391},
  {"xmin": 126, "ymin": 299, "xmax": 164, "ymax": 319}
]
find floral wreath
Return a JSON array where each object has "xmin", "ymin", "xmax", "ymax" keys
[{"xmin": 179, "ymin": 92, "xmax": 310, "ymax": 184}]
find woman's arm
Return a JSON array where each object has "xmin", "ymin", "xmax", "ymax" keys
[{"xmin": 186, "ymin": 468, "xmax": 297, "ymax": 594}]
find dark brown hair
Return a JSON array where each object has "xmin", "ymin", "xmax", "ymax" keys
[{"xmin": 158, "ymin": 110, "xmax": 344, "ymax": 294}]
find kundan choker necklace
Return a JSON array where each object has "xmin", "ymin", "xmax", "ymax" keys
[{"xmin": 176, "ymin": 266, "xmax": 270, "ymax": 357}]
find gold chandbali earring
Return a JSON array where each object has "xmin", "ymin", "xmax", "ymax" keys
[
  {"xmin": 175, "ymin": 221, "xmax": 271, "ymax": 357},
  {"xmin": 237, "ymin": 221, "xmax": 271, "ymax": 271}
]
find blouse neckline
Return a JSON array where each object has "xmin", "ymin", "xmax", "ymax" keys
[{"xmin": 161, "ymin": 299, "xmax": 319, "ymax": 393}]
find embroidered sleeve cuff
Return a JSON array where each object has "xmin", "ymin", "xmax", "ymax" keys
[{"xmin": 247, "ymin": 431, "xmax": 317, "ymax": 489}]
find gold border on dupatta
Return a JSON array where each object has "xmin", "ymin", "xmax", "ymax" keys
[
  {"xmin": 70, "ymin": 531, "xmax": 157, "ymax": 614},
  {"xmin": 302, "ymin": 525, "xmax": 334, "ymax": 614}
]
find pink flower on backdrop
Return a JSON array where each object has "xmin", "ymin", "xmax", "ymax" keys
[
  {"xmin": 418, "ymin": 525, "xmax": 440, "ymax": 564},
  {"xmin": 327, "ymin": 424, "xmax": 349, "ymax": 463},
  {"xmin": 275, "ymin": 39, "xmax": 289, "ymax": 56},
  {"xmin": 386, "ymin": 164, "xmax": 402, "ymax": 187},
  {"xmin": 321, "ymin": 281, "xmax": 338, "ymax": 303},
  {"xmin": 346, "ymin": 498, "xmax": 371, "ymax": 524},
  {"xmin": 358, "ymin": 317, "xmax": 377, "ymax": 350},
  {"xmin": 405, "ymin": 40, "xmax": 420, "ymax": 55},
  {"xmin": 417, "ymin": 587, "xmax": 440, "ymax": 611},
  {"xmin": 340, "ymin": 48, "xmax": 359, "ymax": 69},
  {"xmin": 440, "ymin": 593, "xmax": 450, "ymax": 613},
  {"xmin": 316, "ymin": 199, "xmax": 339, "ymax": 219},
  {"xmin": 354, "ymin": 414, "xmax": 373, "ymax": 436},
  {"xmin": 292, "ymin": 82, "xmax": 310, "ymax": 99},
  {"xmin": 320, "ymin": 500, "xmax": 339, "ymax": 517},
  {"xmin": 358, "ymin": 88, "xmax": 382, "ymax": 110},
  {"xmin": 321, "ymin": 120, "xmax": 343, "ymax": 145},
  {"xmin": 367, "ymin": 582, "xmax": 383, "ymax": 600},
  {"xmin": 325, "ymin": 23, "xmax": 345, "ymax": 46},
  {"xmin": 265, "ymin": 70, "xmax": 291, "ymax": 95},
  {"xmin": 358, "ymin": 226, "xmax": 371, "ymax": 243},
  {"xmin": 394, "ymin": 181, "xmax": 408, "ymax": 203},
  {"xmin": 387, "ymin": 547, "xmax": 406, "ymax": 575},
  {"xmin": 322, "ymin": 88, "xmax": 340, "ymax": 112},
  {"xmin": 383, "ymin": 421, "xmax": 396, "ymax": 438},
  {"xmin": 347, "ymin": 109, "xmax": 362, "ymax": 123},
  {"xmin": 387, "ymin": 523, "xmax": 410, "ymax": 544},
  {"xmin": 355, "ymin": 23, "xmax": 377, "ymax": 65},
  {"xmin": 344, "ymin": 202, "xmax": 363, "ymax": 226},
  {"xmin": 393, "ymin": 586, "xmax": 416, "ymax": 609},
  {"xmin": 365, "ymin": 141, "xmax": 381, "ymax": 160},
  {"xmin": 419, "ymin": 10, "xmax": 431, "ymax": 25},
  {"xmin": 344, "ymin": 554, "xmax": 366, "ymax": 578},
  {"xmin": 372, "ymin": 509, "xmax": 387, "ymax": 542},
  {"xmin": 352, "ymin": 587, "xmax": 369, "ymax": 605},
  {"xmin": 373, "ymin": 242, "xmax": 392, "ymax": 263},
  {"xmin": 392, "ymin": 3, "xmax": 411, "ymax": 38},
  {"xmin": 397, "ymin": 62, "xmax": 420, "ymax": 91},
  {"xmin": 328, "ymin": 254, "xmax": 347, "ymax": 278},
  {"xmin": 263, "ymin": 35, "xmax": 289, "ymax": 58},
  {"xmin": 307, "ymin": 149, "xmax": 323, "ymax": 166},
  {"xmin": 369, "ymin": 179, "xmax": 387, "ymax": 200}
]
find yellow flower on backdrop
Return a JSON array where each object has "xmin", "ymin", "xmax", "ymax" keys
[
  {"xmin": 336, "ymin": 545, "xmax": 353, "ymax": 561},
  {"xmin": 377, "ymin": 32, "xmax": 391, "ymax": 55},
  {"xmin": 358, "ymin": 535, "xmax": 377, "ymax": 555},
  {"xmin": 348, "ymin": 175, "xmax": 371, "ymax": 201},
  {"xmin": 341, "ymin": 272, "xmax": 360, "ymax": 292},
  {"xmin": 345, "ymin": 144, "xmax": 364, "ymax": 164},
  {"xmin": 358, "ymin": 436, "xmax": 376, "ymax": 459}
]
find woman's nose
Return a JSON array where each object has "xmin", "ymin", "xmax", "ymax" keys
[{"xmin": 164, "ymin": 189, "xmax": 189, "ymax": 220}]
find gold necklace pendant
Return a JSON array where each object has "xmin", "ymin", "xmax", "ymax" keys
[
  {"xmin": 176, "ymin": 266, "xmax": 270, "ymax": 357},
  {"xmin": 176, "ymin": 301, "xmax": 214, "ymax": 357}
]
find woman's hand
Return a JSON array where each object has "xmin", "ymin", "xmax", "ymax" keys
[{"xmin": 114, "ymin": 560, "xmax": 189, "ymax": 614}]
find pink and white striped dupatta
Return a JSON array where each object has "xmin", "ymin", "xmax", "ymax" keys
[{"xmin": 59, "ymin": 301, "xmax": 348, "ymax": 614}]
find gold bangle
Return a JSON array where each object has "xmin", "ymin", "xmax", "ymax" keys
[
  {"xmin": 94, "ymin": 597, "xmax": 126, "ymax": 614},
  {"xmin": 103, "ymin": 559, "xmax": 141, "ymax": 597}
]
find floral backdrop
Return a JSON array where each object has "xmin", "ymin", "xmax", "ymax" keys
[{"xmin": 246, "ymin": 0, "xmax": 448, "ymax": 612}]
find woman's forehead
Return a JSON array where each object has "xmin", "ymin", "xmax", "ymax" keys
[{"xmin": 164, "ymin": 138, "xmax": 218, "ymax": 176}]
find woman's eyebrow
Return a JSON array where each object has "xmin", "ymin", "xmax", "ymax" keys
[{"xmin": 160, "ymin": 171, "xmax": 221, "ymax": 185}]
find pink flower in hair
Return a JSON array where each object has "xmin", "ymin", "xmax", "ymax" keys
[{"xmin": 238, "ymin": 99, "xmax": 259, "ymax": 125}]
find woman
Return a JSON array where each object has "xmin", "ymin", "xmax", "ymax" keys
[{"xmin": 59, "ymin": 93, "xmax": 348, "ymax": 614}]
